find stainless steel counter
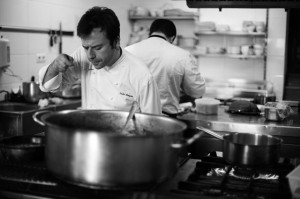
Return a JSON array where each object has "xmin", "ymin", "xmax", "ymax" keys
[
  {"xmin": 178, "ymin": 105, "xmax": 300, "ymax": 136},
  {"xmin": 178, "ymin": 105, "xmax": 300, "ymax": 158}
]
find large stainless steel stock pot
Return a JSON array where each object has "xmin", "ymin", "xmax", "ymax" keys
[{"xmin": 33, "ymin": 110, "xmax": 202, "ymax": 188}]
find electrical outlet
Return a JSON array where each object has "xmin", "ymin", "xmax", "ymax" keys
[{"xmin": 36, "ymin": 53, "xmax": 46, "ymax": 63}]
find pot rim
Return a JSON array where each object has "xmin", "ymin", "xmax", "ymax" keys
[
  {"xmin": 223, "ymin": 132, "xmax": 283, "ymax": 147},
  {"xmin": 40, "ymin": 109, "xmax": 187, "ymax": 137}
]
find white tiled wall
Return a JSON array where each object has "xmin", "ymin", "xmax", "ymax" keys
[
  {"xmin": 0, "ymin": 0, "xmax": 286, "ymax": 101},
  {"xmin": 0, "ymin": 0, "xmax": 134, "ymax": 100}
]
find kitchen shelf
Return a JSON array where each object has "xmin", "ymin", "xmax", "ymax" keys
[
  {"xmin": 194, "ymin": 16, "xmax": 268, "ymax": 80},
  {"xmin": 193, "ymin": 53, "xmax": 265, "ymax": 59},
  {"xmin": 194, "ymin": 31, "xmax": 266, "ymax": 37},
  {"xmin": 128, "ymin": 16, "xmax": 197, "ymax": 21}
]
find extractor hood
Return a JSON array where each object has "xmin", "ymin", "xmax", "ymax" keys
[{"xmin": 186, "ymin": 0, "xmax": 300, "ymax": 9}]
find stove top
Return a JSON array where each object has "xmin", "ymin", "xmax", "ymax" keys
[
  {"xmin": 172, "ymin": 156, "xmax": 294, "ymax": 199},
  {"xmin": 0, "ymin": 155, "xmax": 295, "ymax": 199}
]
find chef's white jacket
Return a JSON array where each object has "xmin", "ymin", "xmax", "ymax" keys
[
  {"xmin": 126, "ymin": 37, "xmax": 206, "ymax": 114},
  {"xmin": 39, "ymin": 47, "xmax": 162, "ymax": 115}
]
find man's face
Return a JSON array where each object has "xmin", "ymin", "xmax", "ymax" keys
[{"xmin": 81, "ymin": 28, "xmax": 119, "ymax": 69}]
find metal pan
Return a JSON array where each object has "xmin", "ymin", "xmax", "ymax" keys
[
  {"xmin": 197, "ymin": 126, "xmax": 283, "ymax": 166},
  {"xmin": 0, "ymin": 135, "xmax": 45, "ymax": 162},
  {"xmin": 33, "ymin": 110, "xmax": 203, "ymax": 188}
]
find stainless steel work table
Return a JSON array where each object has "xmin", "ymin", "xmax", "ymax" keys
[{"xmin": 177, "ymin": 105, "xmax": 300, "ymax": 158}]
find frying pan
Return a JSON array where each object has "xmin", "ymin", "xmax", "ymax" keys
[{"xmin": 197, "ymin": 126, "xmax": 283, "ymax": 166}]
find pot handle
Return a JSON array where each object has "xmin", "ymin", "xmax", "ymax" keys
[
  {"xmin": 32, "ymin": 110, "xmax": 52, "ymax": 126},
  {"xmin": 171, "ymin": 130, "xmax": 205, "ymax": 149},
  {"xmin": 196, "ymin": 126, "xmax": 224, "ymax": 140}
]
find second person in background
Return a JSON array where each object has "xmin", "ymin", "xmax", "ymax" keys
[{"xmin": 126, "ymin": 19, "xmax": 205, "ymax": 117}]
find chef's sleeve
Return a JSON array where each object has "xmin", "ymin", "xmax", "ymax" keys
[
  {"xmin": 181, "ymin": 54, "xmax": 206, "ymax": 98},
  {"xmin": 38, "ymin": 65, "xmax": 62, "ymax": 92},
  {"xmin": 138, "ymin": 75, "xmax": 162, "ymax": 115}
]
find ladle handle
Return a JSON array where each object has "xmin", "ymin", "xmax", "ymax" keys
[
  {"xmin": 126, "ymin": 101, "xmax": 139, "ymax": 123},
  {"xmin": 196, "ymin": 126, "xmax": 224, "ymax": 140},
  {"xmin": 171, "ymin": 130, "xmax": 205, "ymax": 149},
  {"xmin": 121, "ymin": 101, "xmax": 139, "ymax": 135}
]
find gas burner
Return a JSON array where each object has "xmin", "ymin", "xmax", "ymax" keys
[{"xmin": 229, "ymin": 166, "xmax": 254, "ymax": 180}]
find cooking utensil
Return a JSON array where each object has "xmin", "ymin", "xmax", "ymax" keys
[
  {"xmin": 0, "ymin": 134, "xmax": 45, "ymax": 162},
  {"xmin": 197, "ymin": 126, "xmax": 282, "ymax": 166},
  {"xmin": 22, "ymin": 76, "xmax": 43, "ymax": 103},
  {"xmin": 33, "ymin": 110, "xmax": 202, "ymax": 188},
  {"xmin": 121, "ymin": 101, "xmax": 139, "ymax": 135}
]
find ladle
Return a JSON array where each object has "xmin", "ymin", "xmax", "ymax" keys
[{"xmin": 121, "ymin": 101, "xmax": 139, "ymax": 135}]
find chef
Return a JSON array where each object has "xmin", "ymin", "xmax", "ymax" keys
[
  {"xmin": 38, "ymin": 6, "xmax": 162, "ymax": 115},
  {"xmin": 126, "ymin": 19, "xmax": 205, "ymax": 117}
]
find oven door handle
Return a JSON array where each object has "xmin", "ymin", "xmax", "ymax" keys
[{"xmin": 171, "ymin": 130, "xmax": 205, "ymax": 149}]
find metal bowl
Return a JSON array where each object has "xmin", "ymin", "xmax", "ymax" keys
[{"xmin": 264, "ymin": 107, "xmax": 281, "ymax": 121}]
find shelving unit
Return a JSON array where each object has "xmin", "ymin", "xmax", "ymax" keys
[
  {"xmin": 193, "ymin": 30, "xmax": 266, "ymax": 60},
  {"xmin": 127, "ymin": 14, "xmax": 198, "ymax": 46},
  {"xmin": 194, "ymin": 31, "xmax": 266, "ymax": 37},
  {"xmin": 194, "ymin": 27, "xmax": 268, "ymax": 78},
  {"xmin": 128, "ymin": 16, "xmax": 197, "ymax": 21},
  {"xmin": 192, "ymin": 53, "xmax": 264, "ymax": 59}
]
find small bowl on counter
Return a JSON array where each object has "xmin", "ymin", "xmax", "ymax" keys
[
  {"xmin": 264, "ymin": 102, "xmax": 294, "ymax": 122},
  {"xmin": 264, "ymin": 107, "xmax": 281, "ymax": 121}
]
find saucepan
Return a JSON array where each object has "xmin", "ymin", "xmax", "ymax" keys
[
  {"xmin": 197, "ymin": 126, "xmax": 283, "ymax": 166},
  {"xmin": 33, "ymin": 110, "xmax": 203, "ymax": 188},
  {"xmin": 0, "ymin": 134, "xmax": 45, "ymax": 162}
]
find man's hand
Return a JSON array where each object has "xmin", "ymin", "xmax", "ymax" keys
[
  {"xmin": 43, "ymin": 54, "xmax": 74, "ymax": 84},
  {"xmin": 51, "ymin": 54, "xmax": 74, "ymax": 73}
]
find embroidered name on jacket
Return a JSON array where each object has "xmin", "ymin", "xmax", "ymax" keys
[{"xmin": 120, "ymin": 92, "xmax": 133, "ymax": 98}]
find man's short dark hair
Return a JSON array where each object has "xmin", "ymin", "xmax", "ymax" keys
[
  {"xmin": 149, "ymin": 19, "xmax": 176, "ymax": 38},
  {"xmin": 77, "ymin": 6, "xmax": 120, "ymax": 46}
]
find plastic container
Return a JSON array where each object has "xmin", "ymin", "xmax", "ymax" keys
[
  {"xmin": 195, "ymin": 98, "xmax": 220, "ymax": 115},
  {"xmin": 287, "ymin": 165, "xmax": 300, "ymax": 199}
]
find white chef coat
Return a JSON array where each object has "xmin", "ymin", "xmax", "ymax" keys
[
  {"xmin": 39, "ymin": 47, "xmax": 162, "ymax": 115},
  {"xmin": 126, "ymin": 36, "xmax": 206, "ymax": 114}
]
